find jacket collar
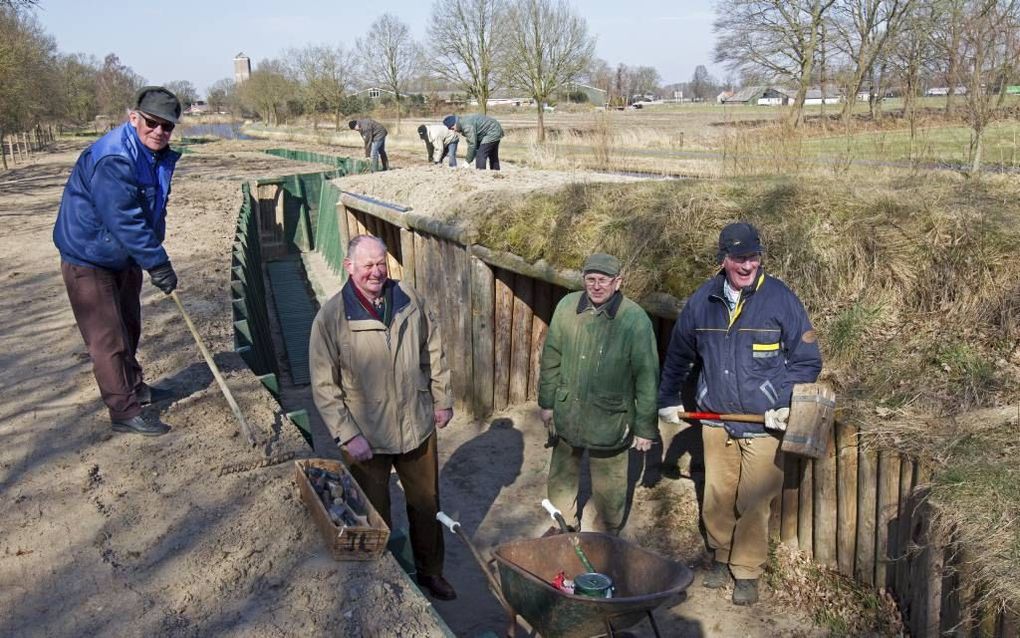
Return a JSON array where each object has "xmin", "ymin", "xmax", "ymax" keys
[
  {"xmin": 708, "ymin": 267, "xmax": 766, "ymax": 301},
  {"xmin": 576, "ymin": 290, "xmax": 623, "ymax": 319},
  {"xmin": 342, "ymin": 279, "xmax": 411, "ymax": 324}
]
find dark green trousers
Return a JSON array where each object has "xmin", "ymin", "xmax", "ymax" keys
[{"xmin": 547, "ymin": 438, "xmax": 629, "ymax": 535}]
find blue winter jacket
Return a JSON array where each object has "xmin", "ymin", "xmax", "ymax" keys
[
  {"xmin": 53, "ymin": 122, "xmax": 180, "ymax": 271},
  {"xmin": 658, "ymin": 269, "xmax": 822, "ymax": 438}
]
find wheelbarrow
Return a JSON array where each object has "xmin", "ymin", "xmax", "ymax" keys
[{"xmin": 437, "ymin": 502, "xmax": 693, "ymax": 637}]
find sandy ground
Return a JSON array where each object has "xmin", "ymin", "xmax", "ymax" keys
[{"xmin": 0, "ymin": 138, "xmax": 824, "ymax": 637}]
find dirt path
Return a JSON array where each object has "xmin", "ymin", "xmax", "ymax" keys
[{"xmin": 0, "ymin": 138, "xmax": 823, "ymax": 637}]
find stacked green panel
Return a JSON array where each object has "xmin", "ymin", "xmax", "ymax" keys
[{"xmin": 231, "ymin": 182, "xmax": 280, "ymax": 379}]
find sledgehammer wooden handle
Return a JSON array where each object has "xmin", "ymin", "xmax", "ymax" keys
[
  {"xmin": 677, "ymin": 411, "xmax": 766, "ymax": 424},
  {"xmin": 170, "ymin": 291, "xmax": 258, "ymax": 447}
]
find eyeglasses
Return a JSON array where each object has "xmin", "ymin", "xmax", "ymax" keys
[
  {"xmin": 137, "ymin": 112, "xmax": 174, "ymax": 132},
  {"xmin": 583, "ymin": 275, "xmax": 617, "ymax": 287}
]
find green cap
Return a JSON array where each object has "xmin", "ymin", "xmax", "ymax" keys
[{"xmin": 582, "ymin": 253, "xmax": 621, "ymax": 277}]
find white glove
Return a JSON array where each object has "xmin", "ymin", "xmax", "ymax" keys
[
  {"xmin": 765, "ymin": 407, "xmax": 790, "ymax": 432},
  {"xmin": 658, "ymin": 405, "xmax": 683, "ymax": 425},
  {"xmin": 460, "ymin": 162, "xmax": 473, "ymax": 169}
]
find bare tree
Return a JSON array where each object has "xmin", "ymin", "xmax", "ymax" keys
[
  {"xmin": 358, "ymin": 13, "xmax": 421, "ymax": 130},
  {"xmin": 828, "ymin": 0, "xmax": 914, "ymax": 124},
  {"xmin": 57, "ymin": 53, "xmax": 100, "ymax": 124},
  {"xmin": 690, "ymin": 64, "xmax": 718, "ymax": 101},
  {"xmin": 427, "ymin": 0, "xmax": 504, "ymax": 114},
  {"xmin": 287, "ymin": 44, "xmax": 357, "ymax": 130},
  {"xmin": 959, "ymin": 0, "xmax": 1019, "ymax": 172},
  {"xmin": 95, "ymin": 54, "xmax": 144, "ymax": 119},
  {"xmin": 205, "ymin": 78, "xmax": 235, "ymax": 114},
  {"xmin": 886, "ymin": 2, "xmax": 937, "ymax": 150},
  {"xmin": 715, "ymin": 0, "xmax": 838, "ymax": 128},
  {"xmin": 0, "ymin": 5, "xmax": 57, "ymax": 167},
  {"xmin": 501, "ymin": 0, "xmax": 595, "ymax": 141},
  {"xmin": 930, "ymin": 0, "xmax": 967, "ymax": 115},
  {"xmin": 235, "ymin": 59, "xmax": 297, "ymax": 125},
  {"xmin": 164, "ymin": 80, "xmax": 198, "ymax": 110}
]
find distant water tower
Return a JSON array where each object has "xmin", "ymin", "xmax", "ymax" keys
[{"xmin": 234, "ymin": 53, "xmax": 251, "ymax": 83}]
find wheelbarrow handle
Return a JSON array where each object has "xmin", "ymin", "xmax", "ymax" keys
[
  {"xmin": 541, "ymin": 498, "xmax": 571, "ymax": 533},
  {"xmin": 436, "ymin": 512, "xmax": 515, "ymax": 619},
  {"xmin": 436, "ymin": 511, "xmax": 460, "ymax": 533},
  {"xmin": 677, "ymin": 411, "xmax": 766, "ymax": 424}
]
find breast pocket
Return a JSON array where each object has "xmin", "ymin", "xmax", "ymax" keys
[{"xmin": 750, "ymin": 337, "xmax": 783, "ymax": 372}]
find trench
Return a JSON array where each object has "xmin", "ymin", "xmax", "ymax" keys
[{"xmin": 229, "ymin": 149, "xmax": 1018, "ymax": 637}]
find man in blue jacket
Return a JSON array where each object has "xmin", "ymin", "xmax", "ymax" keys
[
  {"xmin": 658, "ymin": 222, "xmax": 822, "ymax": 605},
  {"xmin": 53, "ymin": 86, "xmax": 182, "ymax": 437}
]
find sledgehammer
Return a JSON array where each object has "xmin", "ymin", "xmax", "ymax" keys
[{"xmin": 170, "ymin": 291, "xmax": 258, "ymax": 447}]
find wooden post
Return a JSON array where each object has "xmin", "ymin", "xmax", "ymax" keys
[
  {"xmin": 508, "ymin": 274, "xmax": 534, "ymax": 405},
  {"xmin": 813, "ymin": 434, "xmax": 838, "ymax": 569},
  {"xmin": 875, "ymin": 450, "xmax": 901, "ymax": 589},
  {"xmin": 856, "ymin": 441, "xmax": 878, "ymax": 586},
  {"xmin": 22, "ymin": 132, "xmax": 30, "ymax": 158},
  {"xmin": 399, "ymin": 228, "xmax": 415, "ymax": 287},
  {"xmin": 768, "ymin": 493, "xmax": 781, "ymax": 542},
  {"xmin": 528, "ymin": 280, "xmax": 552, "ymax": 401},
  {"xmin": 907, "ymin": 488, "xmax": 943, "ymax": 638},
  {"xmin": 493, "ymin": 268, "xmax": 514, "ymax": 411},
  {"xmin": 451, "ymin": 241, "xmax": 473, "ymax": 412},
  {"xmin": 939, "ymin": 537, "xmax": 962, "ymax": 637},
  {"xmin": 895, "ymin": 456, "xmax": 918, "ymax": 607},
  {"xmin": 780, "ymin": 454, "xmax": 800, "ymax": 547},
  {"xmin": 798, "ymin": 457, "xmax": 814, "ymax": 558},
  {"xmin": 835, "ymin": 421, "xmax": 858, "ymax": 577},
  {"xmin": 470, "ymin": 256, "xmax": 495, "ymax": 418}
]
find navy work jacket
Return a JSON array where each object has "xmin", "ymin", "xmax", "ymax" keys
[
  {"xmin": 53, "ymin": 122, "xmax": 180, "ymax": 271},
  {"xmin": 658, "ymin": 270, "xmax": 822, "ymax": 438}
]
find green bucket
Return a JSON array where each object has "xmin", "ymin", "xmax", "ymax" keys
[{"xmin": 573, "ymin": 572, "xmax": 614, "ymax": 598}]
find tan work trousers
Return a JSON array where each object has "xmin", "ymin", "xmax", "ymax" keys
[{"xmin": 702, "ymin": 426, "xmax": 784, "ymax": 580}]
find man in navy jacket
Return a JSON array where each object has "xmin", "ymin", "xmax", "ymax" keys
[
  {"xmin": 658, "ymin": 222, "xmax": 822, "ymax": 605},
  {"xmin": 53, "ymin": 86, "xmax": 182, "ymax": 436}
]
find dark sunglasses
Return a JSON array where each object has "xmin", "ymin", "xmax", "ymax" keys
[{"xmin": 137, "ymin": 112, "xmax": 175, "ymax": 132}]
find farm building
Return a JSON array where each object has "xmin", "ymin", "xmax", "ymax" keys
[{"xmin": 803, "ymin": 88, "xmax": 842, "ymax": 105}]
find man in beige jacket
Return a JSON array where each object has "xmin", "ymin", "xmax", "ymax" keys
[{"xmin": 309, "ymin": 235, "xmax": 456, "ymax": 600}]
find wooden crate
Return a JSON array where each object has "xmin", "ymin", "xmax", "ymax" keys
[{"xmin": 294, "ymin": 458, "xmax": 390, "ymax": 560}]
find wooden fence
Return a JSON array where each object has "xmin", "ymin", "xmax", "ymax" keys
[
  {"xmin": 1, "ymin": 126, "xmax": 55, "ymax": 169},
  {"xmin": 334, "ymin": 190, "xmax": 1017, "ymax": 637}
]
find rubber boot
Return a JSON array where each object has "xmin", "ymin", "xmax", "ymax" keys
[
  {"xmin": 702, "ymin": 561, "xmax": 731, "ymax": 589},
  {"xmin": 732, "ymin": 578, "xmax": 759, "ymax": 606}
]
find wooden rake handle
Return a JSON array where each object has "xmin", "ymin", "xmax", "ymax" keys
[
  {"xmin": 677, "ymin": 411, "xmax": 766, "ymax": 424},
  {"xmin": 170, "ymin": 291, "xmax": 258, "ymax": 447}
]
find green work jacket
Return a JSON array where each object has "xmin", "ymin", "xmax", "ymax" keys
[
  {"xmin": 538, "ymin": 291, "xmax": 660, "ymax": 451},
  {"xmin": 457, "ymin": 114, "xmax": 503, "ymax": 162}
]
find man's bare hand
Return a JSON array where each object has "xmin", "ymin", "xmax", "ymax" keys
[
  {"xmin": 435, "ymin": 408, "xmax": 454, "ymax": 429},
  {"xmin": 631, "ymin": 436, "xmax": 654, "ymax": 452},
  {"xmin": 540, "ymin": 408, "xmax": 554, "ymax": 426},
  {"xmin": 343, "ymin": 435, "xmax": 373, "ymax": 462}
]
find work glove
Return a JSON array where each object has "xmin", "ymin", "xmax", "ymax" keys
[
  {"xmin": 540, "ymin": 408, "xmax": 558, "ymax": 448},
  {"xmin": 148, "ymin": 262, "xmax": 177, "ymax": 295},
  {"xmin": 658, "ymin": 405, "xmax": 683, "ymax": 425},
  {"xmin": 765, "ymin": 407, "xmax": 791, "ymax": 432}
]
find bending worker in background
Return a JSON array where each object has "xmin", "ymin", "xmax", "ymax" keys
[
  {"xmin": 538, "ymin": 252, "xmax": 659, "ymax": 535},
  {"xmin": 309, "ymin": 235, "xmax": 457, "ymax": 601},
  {"xmin": 53, "ymin": 86, "xmax": 183, "ymax": 437},
  {"xmin": 442, "ymin": 113, "xmax": 503, "ymax": 170},
  {"xmin": 417, "ymin": 123, "xmax": 459, "ymax": 167},
  {"xmin": 658, "ymin": 222, "xmax": 822, "ymax": 605},
  {"xmin": 348, "ymin": 118, "xmax": 388, "ymax": 171}
]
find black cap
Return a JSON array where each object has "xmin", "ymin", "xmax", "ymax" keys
[
  {"xmin": 718, "ymin": 222, "xmax": 763, "ymax": 259},
  {"xmin": 348, "ymin": 120, "xmax": 357, "ymax": 130},
  {"xmin": 417, "ymin": 124, "xmax": 427, "ymax": 138},
  {"xmin": 134, "ymin": 86, "xmax": 181, "ymax": 123}
]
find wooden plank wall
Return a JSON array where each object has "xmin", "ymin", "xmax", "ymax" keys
[{"xmin": 337, "ymin": 200, "xmax": 1016, "ymax": 638}]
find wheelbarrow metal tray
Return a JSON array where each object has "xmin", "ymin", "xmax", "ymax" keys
[{"xmin": 492, "ymin": 533, "xmax": 692, "ymax": 637}]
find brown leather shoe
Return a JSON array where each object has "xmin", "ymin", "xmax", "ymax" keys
[{"xmin": 417, "ymin": 574, "xmax": 457, "ymax": 601}]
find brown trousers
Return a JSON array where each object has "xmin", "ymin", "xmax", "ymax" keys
[
  {"xmin": 349, "ymin": 431, "xmax": 444, "ymax": 577},
  {"xmin": 702, "ymin": 426, "xmax": 784, "ymax": 580},
  {"xmin": 61, "ymin": 261, "xmax": 145, "ymax": 421}
]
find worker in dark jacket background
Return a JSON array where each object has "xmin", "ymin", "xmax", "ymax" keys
[
  {"xmin": 658, "ymin": 222, "xmax": 822, "ymax": 606},
  {"xmin": 538, "ymin": 253, "xmax": 660, "ymax": 535},
  {"xmin": 443, "ymin": 113, "xmax": 503, "ymax": 170},
  {"xmin": 349, "ymin": 118, "xmax": 388, "ymax": 171},
  {"xmin": 53, "ymin": 86, "xmax": 183, "ymax": 437}
]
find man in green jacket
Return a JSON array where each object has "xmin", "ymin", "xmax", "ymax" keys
[
  {"xmin": 443, "ymin": 113, "xmax": 503, "ymax": 170},
  {"xmin": 538, "ymin": 253, "xmax": 660, "ymax": 535}
]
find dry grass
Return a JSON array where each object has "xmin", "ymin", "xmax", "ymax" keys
[{"xmin": 765, "ymin": 543, "xmax": 905, "ymax": 636}]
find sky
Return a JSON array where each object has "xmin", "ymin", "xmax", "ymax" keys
[{"xmin": 32, "ymin": 0, "xmax": 724, "ymax": 97}]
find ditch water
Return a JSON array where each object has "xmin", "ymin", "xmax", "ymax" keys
[{"xmin": 178, "ymin": 122, "xmax": 251, "ymax": 140}]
